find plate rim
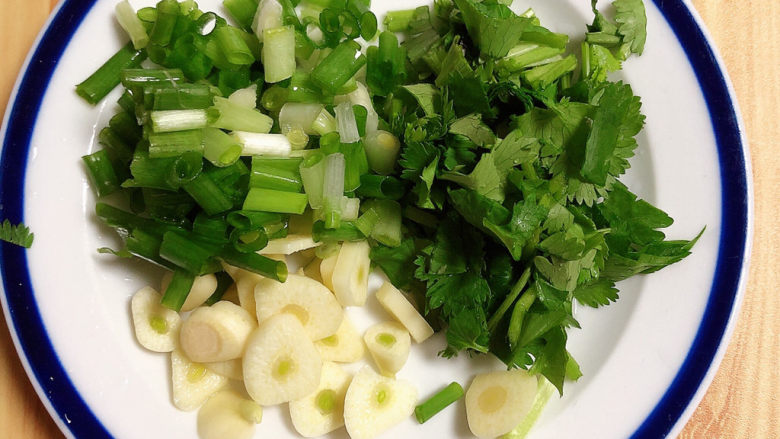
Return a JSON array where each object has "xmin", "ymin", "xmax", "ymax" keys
[{"xmin": 0, "ymin": 1, "xmax": 752, "ymax": 438}]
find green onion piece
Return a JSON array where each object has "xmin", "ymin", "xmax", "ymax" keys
[
  {"xmin": 151, "ymin": 83, "xmax": 213, "ymax": 110},
  {"xmin": 260, "ymin": 86, "xmax": 289, "ymax": 112},
  {"xmin": 251, "ymin": 0, "xmax": 284, "ymax": 41},
  {"xmin": 319, "ymin": 132, "xmax": 341, "ymax": 155},
  {"xmin": 278, "ymin": 103, "xmax": 324, "ymax": 135},
  {"xmin": 124, "ymin": 145, "xmax": 178, "ymax": 191},
  {"xmin": 228, "ymin": 84, "xmax": 258, "ymax": 109},
  {"xmin": 167, "ymin": 151, "xmax": 204, "ymax": 187},
  {"xmin": 229, "ymin": 227, "xmax": 269, "ymax": 253},
  {"xmin": 115, "ymin": 0, "xmax": 149, "ymax": 49},
  {"xmin": 219, "ymin": 247, "xmax": 288, "ymax": 282},
  {"xmin": 243, "ymin": 188, "xmax": 308, "ymax": 214},
  {"xmin": 311, "ymin": 40, "xmax": 366, "ymax": 95},
  {"xmin": 161, "ymin": 268, "xmax": 196, "ymax": 311},
  {"xmin": 150, "ymin": 110, "xmax": 208, "ymax": 132},
  {"xmin": 311, "ymin": 220, "xmax": 364, "ymax": 242},
  {"xmin": 82, "ymin": 150, "xmax": 120, "ymax": 197},
  {"xmin": 341, "ymin": 197, "xmax": 360, "ymax": 220},
  {"xmin": 202, "ymin": 128, "xmax": 242, "ymax": 167},
  {"xmin": 184, "ymin": 173, "xmax": 235, "ymax": 215},
  {"xmin": 98, "ymin": 128, "xmax": 133, "ymax": 177},
  {"xmin": 224, "ymin": 0, "xmax": 260, "ymax": 29},
  {"xmin": 339, "ymin": 10, "xmax": 360, "ymax": 39},
  {"xmin": 334, "ymin": 102, "xmax": 360, "ymax": 143},
  {"xmin": 120, "ymin": 68, "xmax": 185, "ymax": 90},
  {"xmin": 205, "ymin": 271, "xmax": 235, "ymax": 305},
  {"xmin": 75, "ymin": 43, "xmax": 146, "ymax": 105},
  {"xmin": 142, "ymin": 188, "xmax": 195, "ymax": 222},
  {"xmin": 159, "ymin": 231, "xmax": 215, "ymax": 274},
  {"xmin": 366, "ymin": 199, "xmax": 401, "ymax": 247},
  {"xmin": 283, "ymin": 125, "xmax": 310, "ymax": 150},
  {"xmin": 137, "ymin": 6, "xmax": 157, "ymax": 23},
  {"xmin": 227, "ymin": 210, "xmax": 284, "ymax": 230},
  {"xmin": 352, "ymin": 105, "xmax": 368, "ymax": 137},
  {"xmin": 354, "ymin": 205, "xmax": 378, "ymax": 236},
  {"xmin": 109, "ymin": 111, "xmax": 141, "ymax": 146},
  {"xmin": 233, "ymin": 132, "xmax": 292, "ymax": 156},
  {"xmin": 192, "ymin": 213, "xmax": 229, "ymax": 243},
  {"xmin": 364, "ymin": 130, "xmax": 400, "ymax": 175},
  {"xmin": 414, "ymin": 382, "xmax": 464, "ymax": 424},
  {"xmin": 217, "ymin": 67, "xmax": 253, "ymax": 97},
  {"xmin": 354, "ymin": 174, "xmax": 404, "ymax": 200},
  {"xmin": 251, "ymin": 157, "xmax": 303, "ymax": 172},
  {"xmin": 359, "ymin": 11, "xmax": 377, "ymax": 40},
  {"xmin": 125, "ymin": 228, "xmax": 171, "ymax": 268},
  {"xmin": 117, "ymin": 90, "xmax": 135, "ymax": 114},
  {"xmin": 208, "ymin": 96, "xmax": 273, "ymax": 133},
  {"xmin": 299, "ymin": 153, "xmax": 326, "ymax": 209},
  {"xmin": 149, "ymin": 0, "xmax": 180, "ymax": 47},
  {"xmin": 262, "ymin": 26, "xmax": 297, "ymax": 83},
  {"xmin": 322, "ymin": 153, "xmax": 345, "ymax": 228},
  {"xmin": 311, "ymin": 108, "xmax": 337, "ymax": 135},
  {"xmin": 250, "ymin": 161, "xmax": 303, "ymax": 192},
  {"xmin": 340, "ymin": 142, "xmax": 369, "ymax": 192},
  {"xmin": 215, "ymin": 25, "xmax": 256, "ymax": 65},
  {"xmin": 366, "ymin": 31, "xmax": 406, "ymax": 96},
  {"xmin": 383, "ymin": 9, "xmax": 415, "ymax": 32},
  {"xmin": 288, "ymin": 71, "xmax": 324, "ymax": 103},
  {"xmin": 148, "ymin": 130, "xmax": 204, "ymax": 158}
]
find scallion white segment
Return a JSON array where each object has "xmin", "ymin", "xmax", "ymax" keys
[
  {"xmin": 232, "ymin": 132, "xmax": 291, "ymax": 157},
  {"xmin": 115, "ymin": 0, "xmax": 149, "ymax": 49},
  {"xmin": 341, "ymin": 197, "xmax": 360, "ymax": 221},
  {"xmin": 251, "ymin": 0, "xmax": 283, "ymax": 41},
  {"xmin": 228, "ymin": 84, "xmax": 258, "ymax": 109},
  {"xmin": 300, "ymin": 158, "xmax": 326, "ymax": 209},
  {"xmin": 323, "ymin": 153, "xmax": 346, "ymax": 219},
  {"xmin": 335, "ymin": 102, "xmax": 360, "ymax": 143},
  {"xmin": 151, "ymin": 109, "xmax": 209, "ymax": 133},
  {"xmin": 262, "ymin": 26, "xmax": 296, "ymax": 83},
  {"xmin": 311, "ymin": 108, "xmax": 338, "ymax": 135},
  {"xmin": 364, "ymin": 130, "xmax": 401, "ymax": 175},
  {"xmin": 336, "ymin": 82, "xmax": 378, "ymax": 134},
  {"xmin": 279, "ymin": 103, "xmax": 324, "ymax": 135}
]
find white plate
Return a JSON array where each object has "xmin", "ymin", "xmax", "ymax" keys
[{"xmin": 0, "ymin": 0, "xmax": 751, "ymax": 438}]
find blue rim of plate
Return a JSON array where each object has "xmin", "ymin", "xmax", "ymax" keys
[{"xmin": 0, "ymin": 1, "xmax": 749, "ymax": 438}]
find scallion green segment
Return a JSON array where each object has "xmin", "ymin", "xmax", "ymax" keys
[
  {"xmin": 82, "ymin": 150, "xmax": 120, "ymax": 197},
  {"xmin": 242, "ymin": 188, "xmax": 308, "ymax": 214},
  {"xmin": 160, "ymin": 268, "xmax": 195, "ymax": 311},
  {"xmin": 414, "ymin": 382, "xmax": 464, "ymax": 424},
  {"xmin": 75, "ymin": 43, "xmax": 146, "ymax": 105},
  {"xmin": 311, "ymin": 40, "xmax": 366, "ymax": 95}
]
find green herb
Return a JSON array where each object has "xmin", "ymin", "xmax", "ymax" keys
[{"xmin": 0, "ymin": 220, "xmax": 34, "ymax": 248}]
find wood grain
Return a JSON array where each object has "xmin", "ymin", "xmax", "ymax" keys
[{"xmin": 0, "ymin": 1, "xmax": 776, "ymax": 438}]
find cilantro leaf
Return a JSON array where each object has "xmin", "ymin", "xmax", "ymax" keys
[
  {"xmin": 0, "ymin": 220, "xmax": 34, "ymax": 248},
  {"xmin": 449, "ymin": 113, "xmax": 497, "ymax": 147},
  {"xmin": 453, "ymin": 0, "xmax": 532, "ymax": 58},
  {"xmin": 484, "ymin": 197, "xmax": 548, "ymax": 260},
  {"xmin": 581, "ymin": 82, "xmax": 635, "ymax": 185},
  {"xmin": 370, "ymin": 239, "xmax": 418, "ymax": 288},
  {"xmin": 614, "ymin": 0, "xmax": 647, "ymax": 56},
  {"xmin": 573, "ymin": 278, "xmax": 619, "ymax": 307},
  {"xmin": 401, "ymin": 84, "xmax": 440, "ymax": 117},
  {"xmin": 598, "ymin": 182, "xmax": 673, "ymax": 245}
]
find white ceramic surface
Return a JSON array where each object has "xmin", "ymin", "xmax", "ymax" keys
[{"xmin": 1, "ymin": 0, "xmax": 749, "ymax": 438}]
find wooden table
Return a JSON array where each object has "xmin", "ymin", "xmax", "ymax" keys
[{"xmin": 1, "ymin": 1, "xmax": 777, "ymax": 437}]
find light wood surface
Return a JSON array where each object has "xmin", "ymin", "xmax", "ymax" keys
[{"xmin": 0, "ymin": 1, "xmax": 776, "ymax": 438}]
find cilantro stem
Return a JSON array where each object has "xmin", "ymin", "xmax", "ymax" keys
[
  {"xmin": 507, "ymin": 289, "xmax": 536, "ymax": 349},
  {"xmin": 487, "ymin": 267, "xmax": 531, "ymax": 332}
]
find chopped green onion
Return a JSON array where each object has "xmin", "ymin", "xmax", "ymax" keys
[
  {"xmin": 340, "ymin": 142, "xmax": 369, "ymax": 192},
  {"xmin": 278, "ymin": 103, "xmax": 324, "ymax": 135},
  {"xmin": 403, "ymin": 205, "xmax": 439, "ymax": 228},
  {"xmin": 250, "ymin": 161, "xmax": 303, "ymax": 192},
  {"xmin": 137, "ymin": 7, "xmax": 157, "ymax": 23},
  {"xmin": 142, "ymin": 188, "xmax": 195, "ymax": 222},
  {"xmin": 299, "ymin": 153, "xmax": 326, "ymax": 209},
  {"xmin": 148, "ymin": 130, "xmax": 204, "ymax": 158},
  {"xmin": 109, "ymin": 111, "xmax": 141, "ymax": 146},
  {"xmin": 311, "ymin": 40, "xmax": 366, "ymax": 95},
  {"xmin": 160, "ymin": 268, "xmax": 196, "ymax": 311},
  {"xmin": 125, "ymin": 228, "xmax": 170, "ymax": 268},
  {"xmin": 252, "ymin": 157, "xmax": 303, "ymax": 172},
  {"xmin": 232, "ymin": 132, "xmax": 291, "ymax": 156},
  {"xmin": 149, "ymin": 0, "xmax": 179, "ymax": 47},
  {"xmin": 260, "ymin": 86, "xmax": 289, "ymax": 112},
  {"xmin": 120, "ymin": 68, "xmax": 185, "ymax": 90},
  {"xmin": 363, "ymin": 199, "xmax": 401, "ymax": 247},
  {"xmin": 115, "ymin": 0, "xmax": 149, "ymax": 49},
  {"xmin": 311, "ymin": 220, "xmax": 364, "ymax": 242},
  {"xmin": 202, "ymin": 128, "xmax": 242, "ymax": 167},
  {"xmin": 311, "ymin": 108, "xmax": 337, "ymax": 135},
  {"xmin": 184, "ymin": 173, "xmax": 235, "ymax": 215},
  {"xmin": 335, "ymin": 102, "xmax": 360, "ymax": 143},
  {"xmin": 243, "ymin": 188, "xmax": 308, "ymax": 214},
  {"xmin": 219, "ymin": 247, "xmax": 288, "ymax": 282},
  {"xmin": 150, "ymin": 109, "xmax": 208, "ymax": 132},
  {"xmin": 208, "ymin": 96, "xmax": 273, "ymax": 132},
  {"xmin": 75, "ymin": 43, "xmax": 146, "ymax": 105},
  {"xmin": 359, "ymin": 11, "xmax": 378, "ymax": 40},
  {"xmin": 192, "ymin": 213, "xmax": 229, "ymax": 243},
  {"xmin": 82, "ymin": 150, "xmax": 120, "ymax": 197},
  {"xmin": 230, "ymin": 227, "xmax": 269, "ymax": 253},
  {"xmin": 364, "ymin": 130, "xmax": 400, "ymax": 175},
  {"xmin": 205, "ymin": 271, "xmax": 235, "ymax": 305},
  {"xmin": 117, "ymin": 90, "xmax": 135, "ymax": 114},
  {"xmin": 98, "ymin": 127, "xmax": 134, "ymax": 166},
  {"xmin": 228, "ymin": 84, "xmax": 258, "ymax": 109},
  {"xmin": 159, "ymin": 231, "xmax": 215, "ymax": 274},
  {"xmin": 167, "ymin": 151, "xmax": 204, "ymax": 187},
  {"xmin": 487, "ymin": 267, "xmax": 532, "ymax": 332},
  {"xmin": 383, "ymin": 9, "xmax": 415, "ymax": 32},
  {"xmin": 322, "ymin": 153, "xmax": 345, "ymax": 228},
  {"xmin": 224, "ymin": 0, "xmax": 260, "ymax": 30},
  {"xmin": 262, "ymin": 26, "xmax": 297, "ymax": 83},
  {"xmin": 288, "ymin": 71, "xmax": 324, "ymax": 103},
  {"xmin": 283, "ymin": 125, "xmax": 310, "ymax": 150},
  {"xmin": 341, "ymin": 197, "xmax": 360, "ymax": 221},
  {"xmin": 354, "ymin": 174, "xmax": 404, "ymax": 200},
  {"xmin": 215, "ymin": 25, "xmax": 256, "ymax": 65},
  {"xmin": 227, "ymin": 210, "xmax": 284, "ymax": 230},
  {"xmin": 414, "ymin": 382, "xmax": 464, "ymax": 424},
  {"xmin": 251, "ymin": 0, "xmax": 284, "ymax": 41}
]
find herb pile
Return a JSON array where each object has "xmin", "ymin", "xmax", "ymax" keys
[{"xmin": 77, "ymin": 0, "xmax": 699, "ymax": 399}]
